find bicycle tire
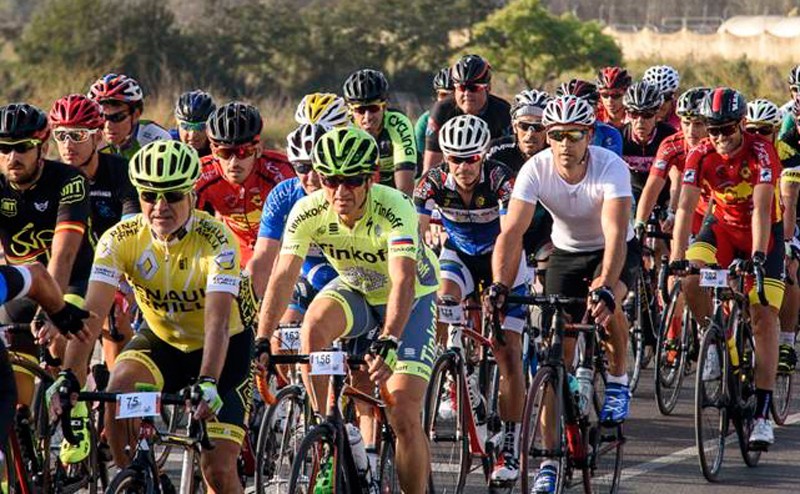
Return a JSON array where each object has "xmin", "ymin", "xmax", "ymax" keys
[
  {"xmin": 626, "ymin": 276, "xmax": 646, "ymax": 394},
  {"xmin": 53, "ymin": 417, "xmax": 102, "ymax": 494},
  {"xmin": 587, "ymin": 353, "xmax": 623, "ymax": 493},
  {"xmin": 287, "ymin": 425, "xmax": 341, "ymax": 494},
  {"xmin": 694, "ymin": 323, "xmax": 728, "ymax": 482},
  {"xmin": 771, "ymin": 370, "xmax": 793, "ymax": 425},
  {"xmin": 423, "ymin": 352, "xmax": 470, "ymax": 494},
  {"xmin": 105, "ymin": 467, "xmax": 152, "ymax": 494},
  {"xmin": 11, "ymin": 356, "xmax": 54, "ymax": 493},
  {"xmin": 734, "ymin": 321, "xmax": 761, "ymax": 467},
  {"xmin": 654, "ymin": 287, "xmax": 685, "ymax": 415},
  {"xmin": 3, "ymin": 430, "xmax": 34, "ymax": 494},
  {"xmin": 377, "ymin": 436, "xmax": 400, "ymax": 493},
  {"xmin": 255, "ymin": 384, "xmax": 308, "ymax": 494}
]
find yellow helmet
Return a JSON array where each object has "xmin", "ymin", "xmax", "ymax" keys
[
  {"xmin": 294, "ymin": 93, "xmax": 349, "ymax": 128},
  {"xmin": 129, "ymin": 140, "xmax": 200, "ymax": 192}
]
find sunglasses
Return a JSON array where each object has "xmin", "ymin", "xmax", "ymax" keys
[
  {"xmin": 516, "ymin": 121, "xmax": 545, "ymax": 133},
  {"xmin": 350, "ymin": 103, "xmax": 386, "ymax": 115},
  {"xmin": 0, "ymin": 139, "xmax": 42, "ymax": 154},
  {"xmin": 455, "ymin": 83, "xmax": 488, "ymax": 93},
  {"xmin": 102, "ymin": 110, "xmax": 131, "ymax": 123},
  {"xmin": 707, "ymin": 123, "xmax": 739, "ymax": 137},
  {"xmin": 628, "ymin": 110, "xmax": 657, "ymax": 119},
  {"xmin": 446, "ymin": 154, "xmax": 483, "ymax": 165},
  {"xmin": 293, "ymin": 162, "xmax": 313, "ymax": 174},
  {"xmin": 212, "ymin": 143, "xmax": 258, "ymax": 160},
  {"xmin": 320, "ymin": 175, "xmax": 369, "ymax": 189},
  {"xmin": 53, "ymin": 128, "xmax": 97, "ymax": 143},
  {"xmin": 547, "ymin": 129, "xmax": 588, "ymax": 142},
  {"xmin": 139, "ymin": 190, "xmax": 188, "ymax": 204},
  {"xmin": 179, "ymin": 120, "xmax": 207, "ymax": 131},
  {"xmin": 599, "ymin": 91, "xmax": 624, "ymax": 99},
  {"xmin": 745, "ymin": 125, "xmax": 774, "ymax": 136}
]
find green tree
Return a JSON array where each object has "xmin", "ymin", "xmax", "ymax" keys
[{"xmin": 472, "ymin": 0, "xmax": 622, "ymax": 87}]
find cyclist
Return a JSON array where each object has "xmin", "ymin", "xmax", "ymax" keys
[
  {"xmin": 415, "ymin": 67, "xmax": 454, "ymax": 155},
  {"xmin": 642, "ymin": 65, "xmax": 681, "ymax": 130},
  {"xmin": 596, "ymin": 66, "xmax": 633, "ymax": 129},
  {"xmin": 194, "ymin": 102, "xmax": 295, "ymax": 266},
  {"xmin": 87, "ymin": 73, "xmax": 170, "ymax": 160},
  {"xmin": 745, "ymin": 98, "xmax": 782, "ymax": 143},
  {"xmin": 255, "ymin": 127, "xmax": 439, "ymax": 494},
  {"xmin": 294, "ymin": 92, "xmax": 350, "ymax": 128},
  {"xmin": 169, "ymin": 89, "xmax": 216, "ymax": 157},
  {"xmin": 556, "ymin": 78, "xmax": 623, "ymax": 156},
  {"xmin": 52, "ymin": 140, "xmax": 253, "ymax": 493},
  {"xmin": 778, "ymin": 65, "xmax": 800, "ymax": 132},
  {"xmin": 342, "ymin": 69, "xmax": 417, "ymax": 195},
  {"xmin": 487, "ymin": 95, "xmax": 638, "ymax": 492},
  {"xmin": 671, "ymin": 87, "xmax": 784, "ymax": 450},
  {"xmin": 248, "ymin": 123, "xmax": 337, "ymax": 318},
  {"xmin": 415, "ymin": 114, "xmax": 529, "ymax": 484},
  {"xmin": 423, "ymin": 54, "xmax": 512, "ymax": 174}
]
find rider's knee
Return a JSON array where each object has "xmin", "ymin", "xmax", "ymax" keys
[
  {"xmin": 751, "ymin": 305, "xmax": 779, "ymax": 332},
  {"xmin": 389, "ymin": 405, "xmax": 422, "ymax": 439},
  {"xmin": 201, "ymin": 446, "xmax": 239, "ymax": 490},
  {"xmin": 106, "ymin": 359, "xmax": 152, "ymax": 393}
]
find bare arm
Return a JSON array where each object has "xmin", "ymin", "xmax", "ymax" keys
[
  {"xmin": 492, "ymin": 198, "xmax": 536, "ymax": 286},
  {"xmin": 63, "ymin": 280, "xmax": 116, "ymax": 385},
  {"xmin": 670, "ymin": 184, "xmax": 701, "ymax": 260},
  {"xmin": 25, "ymin": 263, "xmax": 66, "ymax": 314},
  {"xmin": 199, "ymin": 291, "xmax": 234, "ymax": 380},
  {"xmin": 781, "ymin": 178, "xmax": 799, "ymax": 240},
  {"xmin": 256, "ymin": 253, "xmax": 305, "ymax": 341},
  {"xmin": 48, "ymin": 231, "xmax": 83, "ymax": 291},
  {"xmin": 382, "ymin": 256, "xmax": 417, "ymax": 339},
  {"xmin": 394, "ymin": 170, "xmax": 415, "ymax": 197},
  {"xmin": 667, "ymin": 166, "xmax": 682, "ymax": 212},
  {"xmin": 596, "ymin": 197, "xmax": 631, "ymax": 288},
  {"xmin": 752, "ymin": 183, "xmax": 774, "ymax": 255},
  {"xmin": 634, "ymin": 174, "xmax": 667, "ymax": 224},
  {"xmin": 247, "ymin": 237, "xmax": 282, "ymax": 298}
]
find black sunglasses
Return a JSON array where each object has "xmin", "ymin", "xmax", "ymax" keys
[
  {"xmin": 293, "ymin": 162, "xmax": 314, "ymax": 174},
  {"xmin": 707, "ymin": 123, "xmax": 739, "ymax": 137},
  {"xmin": 745, "ymin": 125, "xmax": 774, "ymax": 136},
  {"xmin": 103, "ymin": 110, "xmax": 132, "ymax": 123},
  {"xmin": 320, "ymin": 175, "xmax": 369, "ymax": 188},
  {"xmin": 517, "ymin": 121, "xmax": 545, "ymax": 133},
  {"xmin": 140, "ymin": 190, "xmax": 188, "ymax": 204},
  {"xmin": 0, "ymin": 139, "xmax": 41, "ymax": 154}
]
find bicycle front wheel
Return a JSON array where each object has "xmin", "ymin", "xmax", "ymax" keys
[
  {"xmin": 694, "ymin": 323, "xmax": 728, "ymax": 482},
  {"xmin": 587, "ymin": 364, "xmax": 623, "ymax": 493},
  {"xmin": 106, "ymin": 467, "xmax": 150, "ymax": 494},
  {"xmin": 377, "ymin": 436, "xmax": 400, "ymax": 493},
  {"xmin": 771, "ymin": 369, "xmax": 793, "ymax": 425},
  {"xmin": 654, "ymin": 289, "xmax": 685, "ymax": 415},
  {"xmin": 287, "ymin": 425, "xmax": 341, "ymax": 494},
  {"xmin": 735, "ymin": 323, "xmax": 761, "ymax": 467}
]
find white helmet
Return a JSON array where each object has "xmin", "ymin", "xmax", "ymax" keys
[
  {"xmin": 511, "ymin": 89, "xmax": 551, "ymax": 119},
  {"xmin": 642, "ymin": 65, "xmax": 680, "ymax": 96},
  {"xmin": 542, "ymin": 95, "xmax": 595, "ymax": 128},
  {"xmin": 286, "ymin": 123, "xmax": 331, "ymax": 163},
  {"xmin": 294, "ymin": 93, "xmax": 349, "ymax": 128},
  {"xmin": 438, "ymin": 115, "xmax": 490, "ymax": 157},
  {"xmin": 746, "ymin": 98, "xmax": 782, "ymax": 127}
]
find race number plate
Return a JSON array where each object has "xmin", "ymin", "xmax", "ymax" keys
[
  {"xmin": 279, "ymin": 326, "xmax": 301, "ymax": 351},
  {"xmin": 699, "ymin": 269, "xmax": 728, "ymax": 288},
  {"xmin": 116, "ymin": 392, "xmax": 161, "ymax": 419},
  {"xmin": 309, "ymin": 351, "xmax": 347, "ymax": 376}
]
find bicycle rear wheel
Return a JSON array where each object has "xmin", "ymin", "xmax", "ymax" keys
[
  {"xmin": 654, "ymin": 289, "xmax": 685, "ymax": 415},
  {"xmin": 587, "ymin": 362, "xmax": 623, "ymax": 493},
  {"xmin": 625, "ymin": 280, "xmax": 645, "ymax": 395},
  {"xmin": 287, "ymin": 425, "xmax": 341, "ymax": 494},
  {"xmin": 771, "ymin": 370, "xmax": 793, "ymax": 425},
  {"xmin": 694, "ymin": 323, "xmax": 728, "ymax": 482}
]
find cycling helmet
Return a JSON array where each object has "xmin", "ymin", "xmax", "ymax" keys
[
  {"xmin": 542, "ymin": 95, "xmax": 596, "ymax": 127},
  {"xmin": 438, "ymin": 115, "xmax": 490, "ymax": 158},
  {"xmin": 623, "ymin": 82, "xmax": 664, "ymax": 112},
  {"xmin": 642, "ymin": 65, "xmax": 680, "ymax": 96},
  {"xmin": 675, "ymin": 87, "xmax": 711, "ymax": 118},
  {"xmin": 788, "ymin": 65, "xmax": 800, "ymax": 87},
  {"xmin": 342, "ymin": 69, "xmax": 389, "ymax": 103},
  {"xmin": 451, "ymin": 54, "xmax": 491, "ymax": 84},
  {"xmin": 556, "ymin": 79, "xmax": 599, "ymax": 107},
  {"xmin": 286, "ymin": 123, "xmax": 331, "ymax": 164},
  {"xmin": 700, "ymin": 87, "xmax": 746, "ymax": 125},
  {"xmin": 596, "ymin": 67, "xmax": 632, "ymax": 91},
  {"xmin": 312, "ymin": 127, "xmax": 378, "ymax": 177},
  {"xmin": 87, "ymin": 73, "xmax": 143, "ymax": 104},
  {"xmin": 433, "ymin": 67, "xmax": 454, "ymax": 92},
  {"xmin": 129, "ymin": 140, "xmax": 200, "ymax": 192},
  {"xmin": 0, "ymin": 103, "xmax": 50, "ymax": 141},
  {"xmin": 49, "ymin": 94, "xmax": 104, "ymax": 129},
  {"xmin": 294, "ymin": 93, "xmax": 349, "ymax": 127},
  {"xmin": 174, "ymin": 90, "xmax": 216, "ymax": 124},
  {"xmin": 746, "ymin": 99, "xmax": 781, "ymax": 127},
  {"xmin": 206, "ymin": 102, "xmax": 263, "ymax": 145},
  {"xmin": 510, "ymin": 89, "xmax": 551, "ymax": 119}
]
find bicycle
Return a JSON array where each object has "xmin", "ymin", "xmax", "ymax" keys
[
  {"xmin": 770, "ymin": 258, "xmax": 797, "ymax": 425},
  {"xmin": 515, "ymin": 294, "xmax": 624, "ymax": 494}
]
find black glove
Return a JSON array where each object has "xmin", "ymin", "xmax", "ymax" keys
[
  {"xmin": 669, "ymin": 259, "xmax": 690, "ymax": 273},
  {"xmin": 751, "ymin": 251, "xmax": 767, "ymax": 268},
  {"xmin": 634, "ymin": 221, "xmax": 646, "ymax": 243},
  {"xmin": 369, "ymin": 336, "xmax": 399, "ymax": 372},
  {"xmin": 590, "ymin": 285, "xmax": 616, "ymax": 314},
  {"xmin": 254, "ymin": 337, "xmax": 272, "ymax": 363},
  {"xmin": 57, "ymin": 369, "xmax": 80, "ymax": 395},
  {"xmin": 49, "ymin": 302, "xmax": 89, "ymax": 336},
  {"xmin": 484, "ymin": 282, "xmax": 510, "ymax": 312}
]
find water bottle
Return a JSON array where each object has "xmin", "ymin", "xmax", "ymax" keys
[
  {"xmin": 346, "ymin": 424, "xmax": 375, "ymax": 489},
  {"xmin": 576, "ymin": 367, "xmax": 594, "ymax": 417},
  {"xmin": 567, "ymin": 373, "xmax": 580, "ymax": 407},
  {"xmin": 467, "ymin": 371, "xmax": 488, "ymax": 445}
]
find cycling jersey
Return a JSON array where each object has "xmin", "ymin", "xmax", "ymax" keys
[
  {"xmin": 281, "ymin": 185, "xmax": 439, "ymax": 305},
  {"xmin": 257, "ymin": 178, "xmax": 337, "ymax": 290},
  {"xmin": 425, "ymin": 94, "xmax": 512, "ymax": 153},
  {"xmin": 596, "ymin": 105, "xmax": 625, "ymax": 130},
  {"xmin": 777, "ymin": 123, "xmax": 800, "ymax": 169},
  {"xmin": 168, "ymin": 128, "xmax": 211, "ymax": 157},
  {"xmin": 682, "ymin": 133, "xmax": 782, "ymax": 230},
  {"xmin": 0, "ymin": 266, "xmax": 31, "ymax": 305},
  {"xmin": 413, "ymin": 159, "xmax": 514, "ymax": 256},
  {"xmin": 90, "ymin": 211, "xmax": 247, "ymax": 353},
  {"xmin": 195, "ymin": 150, "xmax": 295, "ymax": 266},
  {"xmin": 414, "ymin": 110, "xmax": 430, "ymax": 155},
  {"xmin": 99, "ymin": 119, "xmax": 171, "ymax": 160},
  {"xmin": 0, "ymin": 160, "xmax": 93, "ymax": 293},
  {"xmin": 622, "ymin": 122, "xmax": 677, "ymax": 200},
  {"xmin": 86, "ymin": 153, "xmax": 139, "ymax": 243},
  {"xmin": 594, "ymin": 121, "xmax": 623, "ymax": 156},
  {"xmin": 779, "ymin": 101, "xmax": 794, "ymax": 137},
  {"xmin": 374, "ymin": 109, "xmax": 417, "ymax": 187}
]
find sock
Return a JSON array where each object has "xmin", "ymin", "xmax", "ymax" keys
[
  {"xmin": 755, "ymin": 388, "xmax": 772, "ymax": 420},
  {"xmin": 779, "ymin": 332, "xmax": 796, "ymax": 346},
  {"xmin": 502, "ymin": 421, "xmax": 520, "ymax": 457},
  {"xmin": 540, "ymin": 459, "xmax": 559, "ymax": 470},
  {"xmin": 606, "ymin": 372, "xmax": 629, "ymax": 386}
]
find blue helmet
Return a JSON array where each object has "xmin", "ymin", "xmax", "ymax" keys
[{"xmin": 174, "ymin": 90, "xmax": 216, "ymax": 123}]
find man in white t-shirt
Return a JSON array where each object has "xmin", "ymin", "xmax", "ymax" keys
[{"xmin": 484, "ymin": 95, "xmax": 640, "ymax": 494}]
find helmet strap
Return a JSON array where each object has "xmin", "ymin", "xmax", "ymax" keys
[{"xmin": 78, "ymin": 148, "xmax": 99, "ymax": 181}]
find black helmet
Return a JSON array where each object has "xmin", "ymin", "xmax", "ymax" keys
[
  {"xmin": 701, "ymin": 87, "xmax": 746, "ymax": 125},
  {"xmin": 676, "ymin": 87, "xmax": 711, "ymax": 118},
  {"xmin": 432, "ymin": 68, "xmax": 454, "ymax": 92},
  {"xmin": 556, "ymin": 79, "xmax": 599, "ymax": 107},
  {"xmin": 175, "ymin": 90, "xmax": 216, "ymax": 123},
  {"xmin": 623, "ymin": 81, "xmax": 664, "ymax": 112},
  {"xmin": 0, "ymin": 103, "xmax": 50, "ymax": 141},
  {"xmin": 342, "ymin": 69, "xmax": 389, "ymax": 103},
  {"xmin": 206, "ymin": 102, "xmax": 263, "ymax": 145},
  {"xmin": 451, "ymin": 54, "xmax": 491, "ymax": 84}
]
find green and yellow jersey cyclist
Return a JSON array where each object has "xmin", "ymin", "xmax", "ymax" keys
[
  {"xmin": 52, "ymin": 141, "xmax": 253, "ymax": 494},
  {"xmin": 342, "ymin": 69, "xmax": 417, "ymax": 196},
  {"xmin": 255, "ymin": 127, "xmax": 438, "ymax": 494},
  {"xmin": 88, "ymin": 73, "xmax": 171, "ymax": 160}
]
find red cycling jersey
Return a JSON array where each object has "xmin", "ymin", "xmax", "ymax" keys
[
  {"xmin": 195, "ymin": 150, "xmax": 295, "ymax": 265},
  {"xmin": 682, "ymin": 132, "xmax": 781, "ymax": 231}
]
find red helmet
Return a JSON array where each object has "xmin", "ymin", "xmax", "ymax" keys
[
  {"xmin": 49, "ymin": 94, "xmax": 104, "ymax": 129},
  {"xmin": 596, "ymin": 67, "xmax": 632, "ymax": 91},
  {"xmin": 87, "ymin": 73, "xmax": 143, "ymax": 104}
]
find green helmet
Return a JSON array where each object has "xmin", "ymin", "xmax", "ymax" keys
[
  {"xmin": 312, "ymin": 127, "xmax": 377, "ymax": 177},
  {"xmin": 129, "ymin": 140, "xmax": 200, "ymax": 192}
]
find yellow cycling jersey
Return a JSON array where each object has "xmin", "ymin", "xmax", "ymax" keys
[
  {"xmin": 90, "ymin": 211, "xmax": 244, "ymax": 352},
  {"xmin": 281, "ymin": 184, "xmax": 439, "ymax": 305}
]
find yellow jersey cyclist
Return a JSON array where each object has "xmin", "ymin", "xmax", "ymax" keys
[
  {"xmin": 51, "ymin": 140, "xmax": 254, "ymax": 494},
  {"xmin": 87, "ymin": 73, "xmax": 171, "ymax": 160},
  {"xmin": 342, "ymin": 69, "xmax": 417, "ymax": 196},
  {"xmin": 294, "ymin": 92, "xmax": 350, "ymax": 128},
  {"xmin": 256, "ymin": 127, "xmax": 439, "ymax": 494}
]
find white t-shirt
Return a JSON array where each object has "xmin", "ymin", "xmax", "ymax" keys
[{"xmin": 512, "ymin": 145, "xmax": 634, "ymax": 252}]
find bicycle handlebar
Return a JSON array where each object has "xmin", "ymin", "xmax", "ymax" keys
[{"xmin": 662, "ymin": 258, "xmax": 768, "ymax": 306}]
